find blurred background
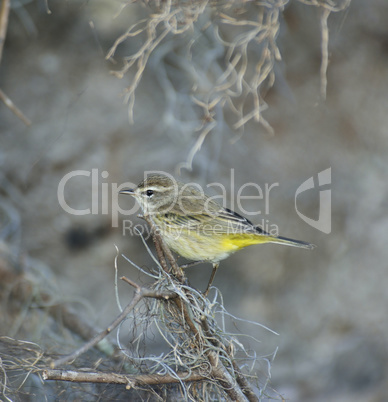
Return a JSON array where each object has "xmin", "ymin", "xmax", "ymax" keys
[{"xmin": 1, "ymin": 0, "xmax": 387, "ymax": 400}]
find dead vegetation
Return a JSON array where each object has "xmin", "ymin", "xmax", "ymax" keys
[
  {"xmin": 0, "ymin": 211, "xmax": 279, "ymax": 400},
  {"xmin": 106, "ymin": 0, "xmax": 351, "ymax": 170},
  {"xmin": 0, "ymin": 0, "xmax": 352, "ymax": 400}
]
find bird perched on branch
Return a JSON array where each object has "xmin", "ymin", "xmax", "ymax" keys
[{"xmin": 120, "ymin": 173, "xmax": 315, "ymax": 294}]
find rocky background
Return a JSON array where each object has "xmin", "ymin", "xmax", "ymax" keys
[{"xmin": 1, "ymin": 0, "xmax": 387, "ymax": 400}]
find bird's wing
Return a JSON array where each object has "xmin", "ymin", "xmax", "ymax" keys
[
  {"xmin": 160, "ymin": 207, "xmax": 269, "ymax": 236},
  {"xmin": 161, "ymin": 212, "xmax": 203, "ymax": 229},
  {"xmin": 214, "ymin": 208, "xmax": 270, "ymax": 235}
]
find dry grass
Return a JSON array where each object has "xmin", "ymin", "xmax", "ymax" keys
[{"xmin": 106, "ymin": 0, "xmax": 351, "ymax": 171}]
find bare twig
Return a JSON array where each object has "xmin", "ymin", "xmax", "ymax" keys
[
  {"xmin": 206, "ymin": 349, "xmax": 248, "ymax": 402},
  {"xmin": 43, "ymin": 368, "xmax": 205, "ymax": 387},
  {"xmin": 200, "ymin": 315, "xmax": 259, "ymax": 402},
  {"xmin": 297, "ymin": 0, "xmax": 351, "ymax": 12},
  {"xmin": 121, "ymin": 276, "xmax": 176, "ymax": 300},
  {"xmin": 51, "ymin": 290, "xmax": 142, "ymax": 369},
  {"xmin": 51, "ymin": 278, "xmax": 175, "ymax": 369},
  {"xmin": 0, "ymin": 1, "xmax": 32, "ymax": 126},
  {"xmin": 0, "ymin": 0, "xmax": 10, "ymax": 65},
  {"xmin": 319, "ymin": 7, "xmax": 330, "ymax": 99},
  {"xmin": 0, "ymin": 88, "xmax": 32, "ymax": 126},
  {"xmin": 151, "ymin": 225, "xmax": 170, "ymax": 273},
  {"xmin": 297, "ymin": 0, "xmax": 352, "ymax": 99},
  {"xmin": 0, "ymin": 0, "xmax": 32, "ymax": 126}
]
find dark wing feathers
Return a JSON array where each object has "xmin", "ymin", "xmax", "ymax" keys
[
  {"xmin": 162, "ymin": 208, "xmax": 269, "ymax": 236},
  {"xmin": 220, "ymin": 208, "xmax": 270, "ymax": 235}
]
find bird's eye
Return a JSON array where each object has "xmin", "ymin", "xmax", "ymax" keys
[{"xmin": 145, "ymin": 189, "xmax": 154, "ymax": 197}]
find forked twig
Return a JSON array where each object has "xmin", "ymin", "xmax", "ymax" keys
[{"xmin": 51, "ymin": 278, "xmax": 176, "ymax": 369}]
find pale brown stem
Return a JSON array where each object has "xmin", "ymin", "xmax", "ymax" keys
[{"xmin": 43, "ymin": 368, "xmax": 205, "ymax": 387}]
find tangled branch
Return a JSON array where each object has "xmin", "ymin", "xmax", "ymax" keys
[
  {"xmin": 0, "ymin": 191, "xmax": 278, "ymax": 400},
  {"xmin": 46, "ymin": 214, "xmax": 278, "ymax": 400}
]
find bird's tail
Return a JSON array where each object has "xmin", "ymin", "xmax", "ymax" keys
[{"xmin": 267, "ymin": 235, "xmax": 316, "ymax": 250}]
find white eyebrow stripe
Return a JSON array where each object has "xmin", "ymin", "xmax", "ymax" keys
[{"xmin": 142, "ymin": 186, "xmax": 172, "ymax": 192}]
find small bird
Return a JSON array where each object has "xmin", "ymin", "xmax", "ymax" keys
[{"xmin": 120, "ymin": 174, "xmax": 314, "ymax": 294}]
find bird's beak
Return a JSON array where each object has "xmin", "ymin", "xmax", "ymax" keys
[{"xmin": 119, "ymin": 188, "xmax": 135, "ymax": 196}]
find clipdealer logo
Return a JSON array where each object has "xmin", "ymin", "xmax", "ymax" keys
[
  {"xmin": 57, "ymin": 168, "xmax": 331, "ymax": 234},
  {"xmin": 295, "ymin": 168, "xmax": 331, "ymax": 234}
]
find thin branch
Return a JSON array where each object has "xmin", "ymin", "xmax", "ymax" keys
[
  {"xmin": 0, "ymin": 0, "xmax": 10, "ymax": 65},
  {"xmin": 319, "ymin": 7, "xmax": 330, "ymax": 99},
  {"xmin": 151, "ymin": 226, "xmax": 170, "ymax": 273},
  {"xmin": 51, "ymin": 279, "xmax": 175, "ymax": 369},
  {"xmin": 176, "ymin": 120, "xmax": 217, "ymax": 173},
  {"xmin": 0, "ymin": 0, "xmax": 32, "ymax": 126},
  {"xmin": 121, "ymin": 276, "xmax": 177, "ymax": 300},
  {"xmin": 51, "ymin": 290, "xmax": 142, "ymax": 369},
  {"xmin": 200, "ymin": 315, "xmax": 259, "ymax": 402},
  {"xmin": 43, "ymin": 368, "xmax": 205, "ymax": 387},
  {"xmin": 206, "ymin": 350, "xmax": 248, "ymax": 402},
  {"xmin": 0, "ymin": 88, "xmax": 32, "ymax": 126}
]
